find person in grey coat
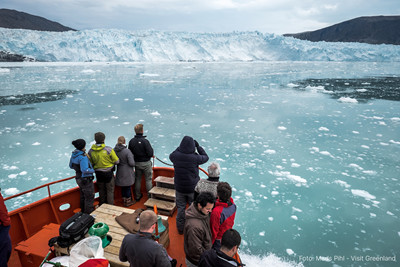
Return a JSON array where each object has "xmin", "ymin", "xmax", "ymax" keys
[{"xmin": 114, "ymin": 136, "xmax": 135, "ymax": 206}]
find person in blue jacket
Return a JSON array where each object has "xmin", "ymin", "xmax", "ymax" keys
[
  {"xmin": 69, "ymin": 139, "xmax": 95, "ymax": 214},
  {"xmin": 169, "ymin": 136, "xmax": 209, "ymax": 234}
]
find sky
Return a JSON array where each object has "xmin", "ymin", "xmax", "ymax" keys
[{"xmin": 2, "ymin": 0, "xmax": 399, "ymax": 34}]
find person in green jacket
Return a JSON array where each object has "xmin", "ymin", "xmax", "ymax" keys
[{"xmin": 88, "ymin": 132, "xmax": 119, "ymax": 205}]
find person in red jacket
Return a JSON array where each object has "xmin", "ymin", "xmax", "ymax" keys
[
  {"xmin": 0, "ymin": 190, "xmax": 11, "ymax": 267},
  {"xmin": 210, "ymin": 182, "xmax": 237, "ymax": 250}
]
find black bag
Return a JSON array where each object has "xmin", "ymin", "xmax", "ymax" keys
[{"xmin": 54, "ymin": 212, "xmax": 95, "ymax": 248}]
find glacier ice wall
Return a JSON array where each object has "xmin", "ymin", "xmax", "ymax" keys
[{"xmin": 1, "ymin": 28, "xmax": 400, "ymax": 62}]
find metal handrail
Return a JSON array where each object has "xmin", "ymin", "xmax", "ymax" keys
[{"xmin": 4, "ymin": 176, "xmax": 76, "ymax": 202}]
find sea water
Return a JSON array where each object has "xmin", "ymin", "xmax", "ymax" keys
[{"xmin": 0, "ymin": 61, "xmax": 399, "ymax": 266}]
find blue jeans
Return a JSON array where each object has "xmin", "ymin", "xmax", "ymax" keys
[{"xmin": 175, "ymin": 191, "xmax": 194, "ymax": 232}]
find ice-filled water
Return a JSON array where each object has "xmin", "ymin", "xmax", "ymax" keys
[{"xmin": 0, "ymin": 60, "xmax": 399, "ymax": 266}]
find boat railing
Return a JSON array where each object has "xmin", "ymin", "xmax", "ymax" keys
[
  {"xmin": 4, "ymin": 175, "xmax": 76, "ymax": 202},
  {"xmin": 153, "ymin": 155, "xmax": 209, "ymax": 176}
]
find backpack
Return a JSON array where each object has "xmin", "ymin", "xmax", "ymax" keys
[{"xmin": 49, "ymin": 212, "xmax": 95, "ymax": 248}]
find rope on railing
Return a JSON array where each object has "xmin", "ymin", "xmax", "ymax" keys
[
  {"xmin": 154, "ymin": 155, "xmax": 208, "ymax": 176},
  {"xmin": 154, "ymin": 156, "xmax": 174, "ymax": 167}
]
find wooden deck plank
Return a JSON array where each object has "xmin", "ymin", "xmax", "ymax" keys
[
  {"xmin": 155, "ymin": 176, "xmax": 175, "ymax": 189},
  {"xmin": 91, "ymin": 203, "xmax": 171, "ymax": 267},
  {"xmin": 149, "ymin": 187, "xmax": 176, "ymax": 201}
]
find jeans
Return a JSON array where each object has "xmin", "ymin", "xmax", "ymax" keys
[
  {"xmin": 76, "ymin": 177, "xmax": 95, "ymax": 214},
  {"xmin": 0, "ymin": 225, "xmax": 11, "ymax": 267},
  {"xmin": 134, "ymin": 161, "xmax": 153, "ymax": 199},
  {"xmin": 97, "ymin": 176, "xmax": 115, "ymax": 205},
  {"xmin": 121, "ymin": 186, "xmax": 132, "ymax": 198},
  {"xmin": 175, "ymin": 191, "xmax": 194, "ymax": 232}
]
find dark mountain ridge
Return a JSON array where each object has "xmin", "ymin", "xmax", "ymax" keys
[
  {"xmin": 284, "ymin": 16, "xmax": 400, "ymax": 45},
  {"xmin": 0, "ymin": 8, "xmax": 75, "ymax": 32}
]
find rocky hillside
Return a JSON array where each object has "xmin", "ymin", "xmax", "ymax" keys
[
  {"xmin": 284, "ymin": 16, "xmax": 400, "ymax": 45},
  {"xmin": 0, "ymin": 9, "xmax": 75, "ymax": 32}
]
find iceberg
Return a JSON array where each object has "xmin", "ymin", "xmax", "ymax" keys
[{"xmin": 1, "ymin": 28, "xmax": 400, "ymax": 62}]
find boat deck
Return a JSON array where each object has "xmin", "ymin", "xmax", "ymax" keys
[{"xmin": 6, "ymin": 167, "xmax": 187, "ymax": 267}]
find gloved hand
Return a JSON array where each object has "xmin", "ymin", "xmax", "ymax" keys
[
  {"xmin": 170, "ymin": 259, "xmax": 177, "ymax": 267},
  {"xmin": 194, "ymin": 140, "xmax": 199, "ymax": 147}
]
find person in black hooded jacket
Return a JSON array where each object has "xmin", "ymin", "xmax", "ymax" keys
[{"xmin": 169, "ymin": 136, "xmax": 209, "ymax": 234}]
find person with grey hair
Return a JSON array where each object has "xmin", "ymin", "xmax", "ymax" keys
[
  {"xmin": 119, "ymin": 210, "xmax": 173, "ymax": 267},
  {"xmin": 194, "ymin": 162, "xmax": 221, "ymax": 200}
]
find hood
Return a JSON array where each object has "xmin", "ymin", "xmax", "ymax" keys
[
  {"xmin": 185, "ymin": 202, "xmax": 209, "ymax": 221},
  {"xmin": 71, "ymin": 149, "xmax": 85, "ymax": 159},
  {"xmin": 114, "ymin": 143, "xmax": 126, "ymax": 153},
  {"xmin": 177, "ymin": 136, "xmax": 195, "ymax": 154},
  {"xmin": 90, "ymin": 143, "xmax": 105, "ymax": 151}
]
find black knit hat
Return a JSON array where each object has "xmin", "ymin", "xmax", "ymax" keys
[{"xmin": 72, "ymin": 139, "xmax": 86, "ymax": 150}]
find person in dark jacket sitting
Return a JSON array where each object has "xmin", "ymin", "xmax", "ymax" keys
[
  {"xmin": 169, "ymin": 136, "xmax": 209, "ymax": 234},
  {"xmin": 119, "ymin": 210, "xmax": 171, "ymax": 267},
  {"xmin": 198, "ymin": 229, "xmax": 244, "ymax": 267}
]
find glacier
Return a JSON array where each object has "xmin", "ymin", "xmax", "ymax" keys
[{"xmin": 1, "ymin": 28, "xmax": 400, "ymax": 62}]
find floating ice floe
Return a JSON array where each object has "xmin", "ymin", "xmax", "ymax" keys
[
  {"xmin": 3, "ymin": 165, "xmax": 18, "ymax": 170},
  {"xmin": 287, "ymin": 83, "xmax": 299, "ymax": 88},
  {"xmin": 338, "ymin": 97, "xmax": 358, "ymax": 103},
  {"xmin": 81, "ymin": 69, "xmax": 96, "ymax": 74},
  {"xmin": 0, "ymin": 68, "xmax": 11, "ymax": 73},
  {"xmin": 241, "ymin": 143, "xmax": 251, "ymax": 148},
  {"xmin": 271, "ymin": 191, "xmax": 279, "ymax": 196},
  {"xmin": 351, "ymin": 189, "xmax": 376, "ymax": 201},
  {"xmin": 390, "ymin": 140, "xmax": 400, "ymax": 145},
  {"xmin": 292, "ymin": 207, "xmax": 303, "ymax": 213},
  {"xmin": 26, "ymin": 122, "xmax": 36, "ymax": 127},
  {"xmin": 334, "ymin": 180, "xmax": 351, "ymax": 188},
  {"xmin": 149, "ymin": 80, "xmax": 174, "ymax": 83},
  {"xmin": 348, "ymin": 163, "xmax": 363, "ymax": 170},
  {"xmin": 200, "ymin": 124, "xmax": 211, "ymax": 128},
  {"xmin": 259, "ymin": 231, "xmax": 265, "ymax": 236},
  {"xmin": 4, "ymin": 187, "xmax": 19, "ymax": 195},
  {"xmin": 150, "ymin": 111, "xmax": 160, "ymax": 116},
  {"xmin": 319, "ymin": 151, "xmax": 333, "ymax": 157},
  {"xmin": 391, "ymin": 117, "xmax": 400, "ymax": 122},
  {"xmin": 134, "ymin": 98, "xmax": 144, "ymax": 102},
  {"xmin": 19, "ymin": 171, "xmax": 27, "ymax": 175},
  {"xmin": 286, "ymin": 249, "xmax": 295, "ymax": 255},
  {"xmin": 140, "ymin": 73, "xmax": 160, "ymax": 77},
  {"xmin": 362, "ymin": 170, "xmax": 377, "ymax": 175},
  {"xmin": 356, "ymin": 88, "xmax": 368, "ymax": 92},
  {"xmin": 318, "ymin": 127, "xmax": 329, "ymax": 131},
  {"xmin": 277, "ymin": 126, "xmax": 287, "ymax": 131},
  {"xmin": 8, "ymin": 174, "xmax": 18, "ymax": 179},
  {"xmin": 245, "ymin": 191, "xmax": 253, "ymax": 197},
  {"xmin": 264, "ymin": 149, "xmax": 276, "ymax": 154},
  {"xmin": 291, "ymin": 163, "xmax": 300, "ymax": 168},
  {"xmin": 291, "ymin": 215, "xmax": 298, "ymax": 220},
  {"xmin": 361, "ymin": 145, "xmax": 370, "ymax": 149},
  {"xmin": 268, "ymin": 217, "xmax": 274, "ymax": 221}
]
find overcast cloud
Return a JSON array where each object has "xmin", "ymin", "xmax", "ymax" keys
[{"xmin": 2, "ymin": 0, "xmax": 399, "ymax": 34}]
